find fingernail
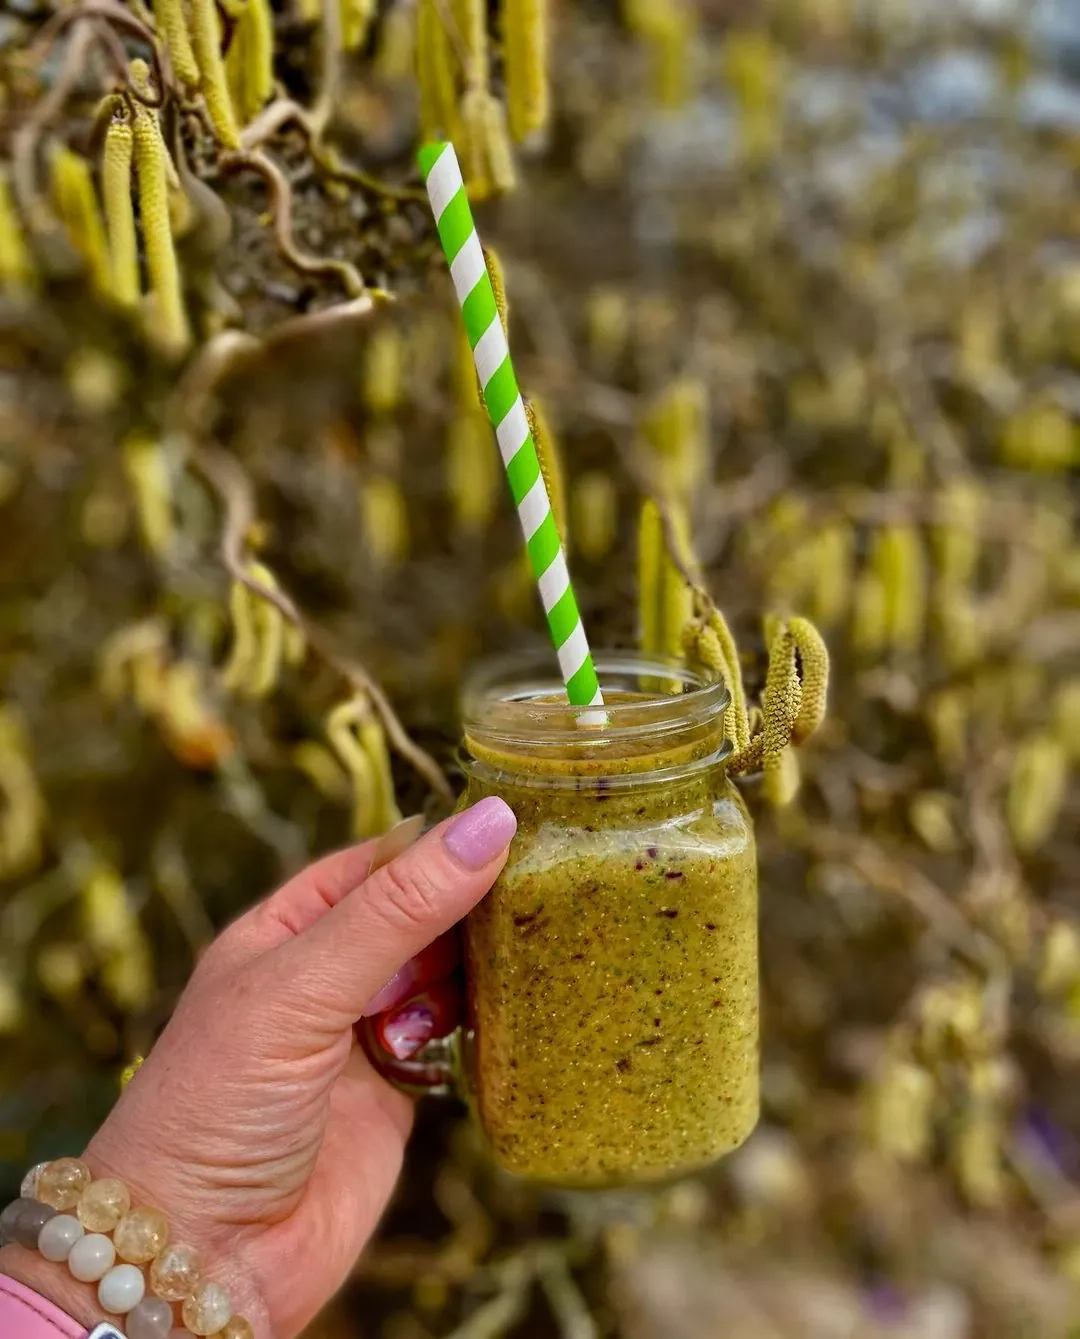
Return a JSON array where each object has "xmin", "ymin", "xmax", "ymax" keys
[
  {"xmin": 443, "ymin": 796, "xmax": 517, "ymax": 871},
  {"xmin": 367, "ymin": 814, "xmax": 426, "ymax": 877},
  {"xmin": 362, "ymin": 962, "xmax": 417, "ymax": 1018},
  {"xmin": 380, "ymin": 1004, "xmax": 436, "ymax": 1060}
]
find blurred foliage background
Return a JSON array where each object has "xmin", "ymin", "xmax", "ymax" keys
[{"xmin": 4, "ymin": 0, "xmax": 1080, "ymax": 1334}]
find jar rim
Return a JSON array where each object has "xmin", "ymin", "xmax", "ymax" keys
[{"xmin": 461, "ymin": 648, "xmax": 731, "ymax": 754}]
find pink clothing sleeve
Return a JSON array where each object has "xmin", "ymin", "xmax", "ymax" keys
[{"xmin": 0, "ymin": 1274, "xmax": 89, "ymax": 1339}]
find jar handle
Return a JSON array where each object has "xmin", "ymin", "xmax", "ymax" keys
[
  {"xmin": 353, "ymin": 817, "xmax": 468, "ymax": 1095},
  {"xmin": 356, "ymin": 1018, "xmax": 462, "ymax": 1095}
]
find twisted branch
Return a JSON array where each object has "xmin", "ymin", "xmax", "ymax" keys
[
  {"xmin": 188, "ymin": 442, "xmax": 453, "ymax": 803},
  {"xmin": 222, "ymin": 147, "xmax": 368, "ymax": 297}
]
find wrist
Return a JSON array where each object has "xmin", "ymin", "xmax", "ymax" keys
[
  {"xmin": 0, "ymin": 1242, "xmax": 104, "ymax": 1332},
  {"xmin": 2, "ymin": 1153, "xmax": 271, "ymax": 1339},
  {"xmin": 78, "ymin": 1146, "xmax": 270, "ymax": 1339}
]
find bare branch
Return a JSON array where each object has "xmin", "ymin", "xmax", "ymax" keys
[
  {"xmin": 222, "ymin": 148, "xmax": 369, "ymax": 297},
  {"xmin": 187, "ymin": 443, "xmax": 454, "ymax": 803}
]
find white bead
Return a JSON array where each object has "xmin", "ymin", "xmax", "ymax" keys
[
  {"xmin": 69, "ymin": 1232, "xmax": 117, "ymax": 1282},
  {"xmin": 98, "ymin": 1263, "xmax": 146, "ymax": 1315},
  {"xmin": 20, "ymin": 1162, "xmax": 49, "ymax": 1199},
  {"xmin": 38, "ymin": 1214, "xmax": 84, "ymax": 1262}
]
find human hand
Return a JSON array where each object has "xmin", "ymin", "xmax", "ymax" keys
[{"xmin": 0, "ymin": 796, "xmax": 516, "ymax": 1339}]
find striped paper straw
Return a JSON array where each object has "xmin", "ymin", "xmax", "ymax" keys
[{"xmin": 419, "ymin": 140, "xmax": 604, "ymax": 709}]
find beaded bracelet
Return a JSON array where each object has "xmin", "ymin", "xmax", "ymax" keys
[{"xmin": 1, "ymin": 1159, "xmax": 252, "ymax": 1339}]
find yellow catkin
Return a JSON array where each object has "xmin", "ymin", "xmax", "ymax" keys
[
  {"xmin": 652, "ymin": 1, "xmax": 697, "ymax": 110},
  {"xmin": 503, "ymin": 0, "xmax": 549, "ymax": 142},
  {"xmin": 376, "ymin": 1, "xmax": 416, "ymax": 80},
  {"xmin": 459, "ymin": 89, "xmax": 514, "ymax": 199},
  {"xmin": 360, "ymin": 475, "xmax": 409, "ymax": 567},
  {"xmin": 1053, "ymin": 679, "xmax": 1080, "ymax": 761},
  {"xmin": 850, "ymin": 567, "xmax": 887, "ymax": 657},
  {"xmin": 933, "ymin": 478, "xmax": 982, "ymax": 591},
  {"xmin": 484, "ymin": 245, "xmax": 508, "ymax": 332},
  {"xmin": 525, "ymin": 398, "xmax": 566, "ymax": 546},
  {"xmin": 122, "ymin": 436, "xmax": 174, "ymax": 555},
  {"xmin": 221, "ymin": 580, "xmax": 259, "ymax": 693},
  {"xmin": 586, "ymin": 287, "xmax": 630, "ymax": 373},
  {"xmin": 0, "ymin": 970, "xmax": 22, "ymax": 1034},
  {"xmin": 227, "ymin": 0, "xmax": 275, "ymax": 124},
  {"xmin": 757, "ymin": 495, "xmax": 810, "ymax": 609},
  {"xmin": 935, "ymin": 491, "xmax": 984, "ymax": 657},
  {"xmin": 709, "ymin": 611, "xmax": 750, "ymax": 752},
  {"xmin": 326, "ymin": 699, "xmax": 400, "ymax": 838},
  {"xmin": 682, "ymin": 610, "xmax": 750, "ymax": 754},
  {"xmin": 939, "ymin": 593, "xmax": 983, "ymax": 672},
  {"xmin": 350, "ymin": 747, "xmax": 380, "ymax": 837},
  {"xmin": 638, "ymin": 498, "xmax": 664, "ymax": 657},
  {"xmin": 475, "ymin": 92, "xmax": 516, "ymax": 196},
  {"xmin": 637, "ymin": 498, "xmax": 693, "ymax": 686},
  {"xmin": 247, "ymin": 0, "xmax": 276, "ymax": 113},
  {"xmin": 81, "ymin": 863, "xmax": 138, "ymax": 954},
  {"xmin": 641, "ymin": 377, "xmax": 708, "ymax": 502},
  {"xmin": 788, "ymin": 616, "xmax": 829, "ymax": 744},
  {"xmin": 807, "ymin": 518, "xmax": 855, "ymax": 630},
  {"xmin": 283, "ymin": 621, "xmax": 307, "ymax": 667},
  {"xmin": 220, "ymin": 565, "xmax": 288, "ymax": 697},
  {"xmin": 37, "ymin": 944, "xmax": 87, "ymax": 1001},
  {"xmin": 452, "ymin": 0, "xmax": 489, "ymax": 88},
  {"xmin": 49, "ymin": 145, "xmax": 112, "ymax": 296},
  {"xmin": 248, "ymin": 598, "xmax": 284, "ymax": 696},
  {"xmin": 189, "ymin": 0, "xmax": 241, "ymax": 149},
  {"xmin": 721, "ymin": 27, "xmax": 784, "ymax": 159},
  {"xmin": 157, "ymin": 661, "xmax": 236, "ymax": 768},
  {"xmin": 866, "ymin": 1056, "xmax": 935, "ymax": 1163},
  {"xmin": 153, "ymin": 0, "xmax": 201, "ymax": 87},
  {"xmin": 225, "ymin": 15, "xmax": 247, "ymax": 121},
  {"xmin": 341, "ymin": 0, "xmax": 377, "ymax": 51},
  {"xmin": 1006, "ymin": 732, "xmax": 1067, "ymax": 853},
  {"xmin": 293, "ymin": 741, "xmax": 352, "ymax": 803},
  {"xmin": 81, "ymin": 862, "xmax": 155, "ymax": 1012},
  {"xmin": 761, "ymin": 622, "xmax": 802, "ymax": 807},
  {"xmin": 1000, "ymin": 399, "xmax": 1079, "ymax": 472},
  {"xmin": 459, "ymin": 89, "xmax": 488, "ymax": 197},
  {"xmin": 120, "ymin": 1055, "xmax": 146, "ymax": 1089},
  {"xmin": 661, "ymin": 504, "xmax": 695, "ymax": 662},
  {"xmin": 571, "ymin": 472, "xmax": 618, "ymax": 562},
  {"xmin": 625, "ymin": 0, "xmax": 696, "ymax": 109},
  {"xmin": 0, "ymin": 707, "xmax": 46, "ymax": 880},
  {"xmin": 448, "ymin": 412, "xmax": 500, "ymax": 536},
  {"xmin": 362, "ymin": 327, "xmax": 404, "ymax": 415},
  {"xmin": 872, "ymin": 524, "xmax": 928, "ymax": 654},
  {"xmin": 246, "ymin": 563, "xmax": 285, "ymax": 697},
  {"xmin": 926, "ymin": 687, "xmax": 969, "ymax": 770},
  {"xmin": 0, "ymin": 171, "xmax": 35, "ymax": 292},
  {"xmin": 417, "ymin": 0, "xmax": 459, "ymax": 142},
  {"xmin": 358, "ymin": 713, "xmax": 403, "ymax": 834},
  {"xmin": 909, "ymin": 790, "xmax": 960, "ymax": 854},
  {"xmin": 454, "ymin": 325, "xmax": 481, "ymax": 408},
  {"xmin": 1038, "ymin": 921, "xmax": 1080, "ymax": 999},
  {"xmin": 952, "ymin": 1105, "xmax": 1006, "ymax": 1209},
  {"xmin": 101, "ymin": 116, "xmax": 139, "ymax": 309},
  {"xmin": 132, "ymin": 101, "xmax": 190, "ymax": 354}
]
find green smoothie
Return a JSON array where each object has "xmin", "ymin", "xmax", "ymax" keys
[{"xmin": 460, "ymin": 686, "xmax": 759, "ymax": 1189}]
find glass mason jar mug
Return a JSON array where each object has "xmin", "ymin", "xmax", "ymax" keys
[{"xmin": 362, "ymin": 651, "xmax": 759, "ymax": 1189}]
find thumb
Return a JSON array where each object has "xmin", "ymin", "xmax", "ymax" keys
[{"xmin": 264, "ymin": 796, "xmax": 516, "ymax": 1039}]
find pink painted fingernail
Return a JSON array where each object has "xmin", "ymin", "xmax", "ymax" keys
[
  {"xmin": 443, "ymin": 797, "xmax": 516, "ymax": 871},
  {"xmin": 380, "ymin": 1004, "xmax": 436, "ymax": 1060},
  {"xmin": 362, "ymin": 963, "xmax": 417, "ymax": 1017}
]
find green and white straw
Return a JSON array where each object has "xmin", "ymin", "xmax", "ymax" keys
[{"xmin": 419, "ymin": 140, "xmax": 604, "ymax": 710}]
